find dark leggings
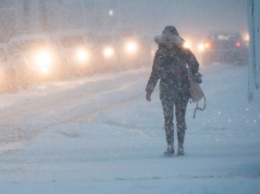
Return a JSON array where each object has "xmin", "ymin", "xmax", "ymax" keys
[{"xmin": 161, "ymin": 95, "xmax": 189, "ymax": 145}]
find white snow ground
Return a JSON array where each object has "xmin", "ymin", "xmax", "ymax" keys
[{"xmin": 0, "ymin": 63, "xmax": 260, "ymax": 194}]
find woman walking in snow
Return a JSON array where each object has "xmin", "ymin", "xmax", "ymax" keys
[{"xmin": 145, "ymin": 26, "xmax": 201, "ymax": 156}]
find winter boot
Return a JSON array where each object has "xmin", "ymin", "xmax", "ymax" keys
[
  {"xmin": 177, "ymin": 146, "xmax": 184, "ymax": 156},
  {"xmin": 177, "ymin": 129, "xmax": 185, "ymax": 156},
  {"xmin": 164, "ymin": 143, "xmax": 174, "ymax": 156}
]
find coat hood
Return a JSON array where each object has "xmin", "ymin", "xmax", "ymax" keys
[{"xmin": 154, "ymin": 25, "xmax": 184, "ymax": 48}]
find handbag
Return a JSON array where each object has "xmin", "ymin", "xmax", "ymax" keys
[{"xmin": 187, "ymin": 68, "xmax": 206, "ymax": 119}]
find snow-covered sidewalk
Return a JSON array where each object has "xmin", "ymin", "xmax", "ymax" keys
[{"xmin": 0, "ymin": 64, "xmax": 260, "ymax": 194}]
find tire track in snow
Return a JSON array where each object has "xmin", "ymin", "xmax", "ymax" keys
[{"xmin": 0, "ymin": 69, "xmax": 149, "ymax": 153}]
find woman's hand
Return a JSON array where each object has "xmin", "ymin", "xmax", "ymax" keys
[{"xmin": 146, "ymin": 92, "xmax": 152, "ymax": 102}]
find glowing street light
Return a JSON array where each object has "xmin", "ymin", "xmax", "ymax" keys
[{"xmin": 109, "ymin": 10, "xmax": 114, "ymax": 16}]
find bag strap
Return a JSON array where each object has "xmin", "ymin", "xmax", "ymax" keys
[
  {"xmin": 187, "ymin": 66, "xmax": 206, "ymax": 119},
  {"xmin": 193, "ymin": 94, "xmax": 206, "ymax": 119}
]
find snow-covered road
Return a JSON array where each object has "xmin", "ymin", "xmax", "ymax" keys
[
  {"xmin": 0, "ymin": 64, "xmax": 260, "ymax": 194},
  {"xmin": 0, "ymin": 70, "xmax": 146, "ymax": 152}
]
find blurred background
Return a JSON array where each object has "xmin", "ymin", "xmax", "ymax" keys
[
  {"xmin": 0, "ymin": 0, "xmax": 248, "ymax": 42},
  {"xmin": 0, "ymin": 0, "xmax": 254, "ymax": 94}
]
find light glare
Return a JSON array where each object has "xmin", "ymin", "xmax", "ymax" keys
[
  {"xmin": 103, "ymin": 47, "xmax": 114, "ymax": 58},
  {"xmin": 76, "ymin": 49, "xmax": 89, "ymax": 63},
  {"xmin": 125, "ymin": 42, "xmax": 137, "ymax": 53}
]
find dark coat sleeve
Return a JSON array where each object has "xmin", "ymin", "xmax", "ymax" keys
[{"xmin": 145, "ymin": 50, "xmax": 161, "ymax": 94}]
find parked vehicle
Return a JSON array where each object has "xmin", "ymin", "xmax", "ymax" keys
[
  {"xmin": 116, "ymin": 30, "xmax": 152, "ymax": 69},
  {"xmin": 95, "ymin": 35, "xmax": 118, "ymax": 72},
  {"xmin": 53, "ymin": 30, "xmax": 97, "ymax": 76},
  {"xmin": 200, "ymin": 32, "xmax": 248, "ymax": 65},
  {"xmin": 8, "ymin": 34, "xmax": 67, "ymax": 88},
  {"xmin": 0, "ymin": 44, "xmax": 17, "ymax": 93}
]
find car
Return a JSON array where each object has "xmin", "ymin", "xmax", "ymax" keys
[
  {"xmin": 8, "ymin": 34, "xmax": 67, "ymax": 88},
  {"xmin": 116, "ymin": 30, "xmax": 152, "ymax": 69},
  {"xmin": 200, "ymin": 32, "xmax": 248, "ymax": 65},
  {"xmin": 95, "ymin": 35, "xmax": 118, "ymax": 72},
  {"xmin": 0, "ymin": 44, "xmax": 17, "ymax": 93},
  {"xmin": 53, "ymin": 30, "xmax": 97, "ymax": 76}
]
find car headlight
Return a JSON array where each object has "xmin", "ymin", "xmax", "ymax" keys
[
  {"xmin": 198, "ymin": 43, "xmax": 205, "ymax": 52},
  {"xmin": 34, "ymin": 50, "xmax": 53, "ymax": 74},
  {"xmin": 125, "ymin": 41, "xmax": 138, "ymax": 54},
  {"xmin": 243, "ymin": 33, "xmax": 249, "ymax": 42},
  {"xmin": 75, "ymin": 48, "xmax": 89, "ymax": 63},
  {"xmin": 204, "ymin": 43, "xmax": 210, "ymax": 49},
  {"xmin": 183, "ymin": 41, "xmax": 191, "ymax": 49},
  {"xmin": 103, "ymin": 47, "xmax": 114, "ymax": 58}
]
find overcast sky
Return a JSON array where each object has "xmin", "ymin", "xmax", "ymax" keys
[
  {"xmin": 4, "ymin": 0, "xmax": 248, "ymax": 39},
  {"xmin": 68, "ymin": 0, "xmax": 248, "ymax": 37}
]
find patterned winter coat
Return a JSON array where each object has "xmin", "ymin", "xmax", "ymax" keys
[{"xmin": 146, "ymin": 32, "xmax": 200, "ymax": 101}]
